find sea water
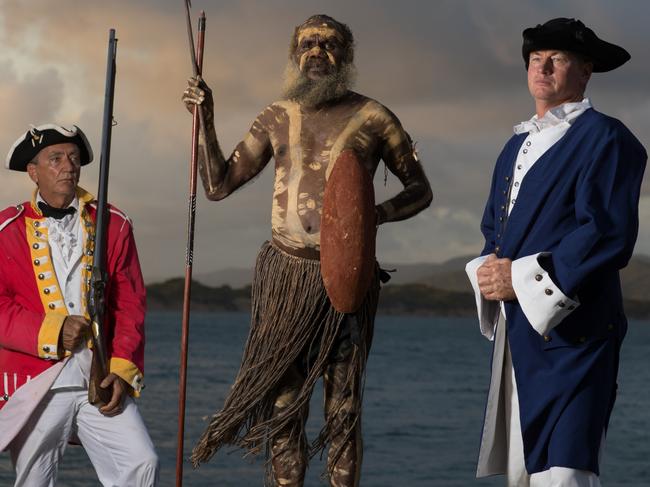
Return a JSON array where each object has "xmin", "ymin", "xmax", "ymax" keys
[{"xmin": 1, "ymin": 312, "xmax": 648, "ymax": 486}]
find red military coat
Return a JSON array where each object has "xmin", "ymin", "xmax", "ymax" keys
[{"xmin": 0, "ymin": 187, "xmax": 146, "ymax": 410}]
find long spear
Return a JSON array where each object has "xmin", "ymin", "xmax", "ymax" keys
[{"xmin": 176, "ymin": 3, "xmax": 206, "ymax": 486}]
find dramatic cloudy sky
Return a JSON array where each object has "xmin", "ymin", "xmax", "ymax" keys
[{"xmin": 1, "ymin": 0, "xmax": 648, "ymax": 281}]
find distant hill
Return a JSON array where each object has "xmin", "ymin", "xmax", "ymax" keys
[
  {"xmin": 193, "ymin": 266, "xmax": 255, "ymax": 289},
  {"xmin": 147, "ymin": 254, "xmax": 650, "ymax": 318},
  {"xmin": 147, "ymin": 278, "xmax": 251, "ymax": 311},
  {"xmin": 409, "ymin": 254, "xmax": 650, "ymax": 300},
  {"xmin": 190, "ymin": 254, "xmax": 650, "ymax": 300},
  {"xmin": 619, "ymin": 256, "xmax": 650, "ymax": 301}
]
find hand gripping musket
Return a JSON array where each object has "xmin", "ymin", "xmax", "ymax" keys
[
  {"xmin": 87, "ymin": 29, "xmax": 118, "ymax": 407},
  {"xmin": 176, "ymin": 3, "xmax": 206, "ymax": 486}
]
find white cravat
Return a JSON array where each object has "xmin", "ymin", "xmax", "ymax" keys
[
  {"xmin": 36, "ymin": 194, "xmax": 92, "ymax": 389},
  {"xmin": 509, "ymin": 98, "xmax": 592, "ymax": 214},
  {"xmin": 513, "ymin": 98, "xmax": 592, "ymax": 135}
]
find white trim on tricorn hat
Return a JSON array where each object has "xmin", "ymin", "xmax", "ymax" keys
[
  {"xmin": 522, "ymin": 18, "xmax": 630, "ymax": 72},
  {"xmin": 5, "ymin": 123, "xmax": 94, "ymax": 172}
]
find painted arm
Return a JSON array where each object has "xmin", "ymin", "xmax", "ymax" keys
[
  {"xmin": 375, "ymin": 110, "xmax": 432, "ymax": 225},
  {"xmin": 183, "ymin": 77, "xmax": 273, "ymax": 200}
]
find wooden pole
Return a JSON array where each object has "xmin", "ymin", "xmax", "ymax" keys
[{"xmin": 176, "ymin": 5, "xmax": 206, "ymax": 486}]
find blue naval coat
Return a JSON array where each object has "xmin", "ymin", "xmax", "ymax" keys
[{"xmin": 480, "ymin": 108, "xmax": 647, "ymax": 475}]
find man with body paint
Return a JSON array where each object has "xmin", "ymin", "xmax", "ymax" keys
[
  {"xmin": 183, "ymin": 14, "xmax": 432, "ymax": 487},
  {"xmin": 0, "ymin": 124, "xmax": 159, "ymax": 486},
  {"xmin": 466, "ymin": 18, "xmax": 646, "ymax": 486}
]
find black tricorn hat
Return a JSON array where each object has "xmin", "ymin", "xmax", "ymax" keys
[
  {"xmin": 522, "ymin": 18, "xmax": 630, "ymax": 72},
  {"xmin": 5, "ymin": 124, "xmax": 93, "ymax": 172}
]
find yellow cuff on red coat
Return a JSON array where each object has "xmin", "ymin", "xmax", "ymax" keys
[
  {"xmin": 37, "ymin": 312, "xmax": 66, "ymax": 360},
  {"xmin": 110, "ymin": 357, "xmax": 144, "ymax": 396}
]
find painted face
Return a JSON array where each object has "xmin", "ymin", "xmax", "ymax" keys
[
  {"xmin": 27, "ymin": 142, "xmax": 81, "ymax": 205},
  {"xmin": 294, "ymin": 25, "xmax": 345, "ymax": 80},
  {"xmin": 527, "ymin": 50, "xmax": 592, "ymax": 110}
]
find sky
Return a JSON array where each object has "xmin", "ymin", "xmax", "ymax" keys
[{"xmin": 1, "ymin": 0, "xmax": 648, "ymax": 282}]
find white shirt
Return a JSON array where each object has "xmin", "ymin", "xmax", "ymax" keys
[
  {"xmin": 466, "ymin": 99, "xmax": 591, "ymax": 339},
  {"xmin": 36, "ymin": 194, "xmax": 92, "ymax": 389}
]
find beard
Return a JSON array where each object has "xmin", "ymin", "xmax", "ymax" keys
[{"xmin": 282, "ymin": 60, "xmax": 356, "ymax": 108}]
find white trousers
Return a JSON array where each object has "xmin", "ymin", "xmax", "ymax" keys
[
  {"xmin": 9, "ymin": 388, "xmax": 159, "ymax": 487},
  {"xmin": 502, "ymin": 324, "xmax": 601, "ymax": 487}
]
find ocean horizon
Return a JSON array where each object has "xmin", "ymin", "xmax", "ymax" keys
[{"xmin": 1, "ymin": 312, "xmax": 648, "ymax": 486}]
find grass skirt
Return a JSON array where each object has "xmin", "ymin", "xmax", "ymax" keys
[{"xmin": 191, "ymin": 241, "xmax": 379, "ymax": 472}]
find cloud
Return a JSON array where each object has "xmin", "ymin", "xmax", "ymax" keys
[
  {"xmin": 1, "ymin": 0, "xmax": 649, "ymax": 282},
  {"xmin": 377, "ymin": 205, "xmax": 483, "ymax": 264}
]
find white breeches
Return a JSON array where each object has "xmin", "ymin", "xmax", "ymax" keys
[
  {"xmin": 502, "ymin": 319, "xmax": 601, "ymax": 487},
  {"xmin": 9, "ymin": 388, "xmax": 159, "ymax": 487}
]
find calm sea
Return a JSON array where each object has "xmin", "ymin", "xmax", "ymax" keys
[{"xmin": 1, "ymin": 312, "xmax": 649, "ymax": 486}]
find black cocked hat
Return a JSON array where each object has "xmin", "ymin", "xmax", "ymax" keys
[
  {"xmin": 5, "ymin": 124, "xmax": 93, "ymax": 172},
  {"xmin": 522, "ymin": 18, "xmax": 630, "ymax": 72}
]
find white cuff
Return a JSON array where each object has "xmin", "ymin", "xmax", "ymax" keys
[
  {"xmin": 465, "ymin": 256, "xmax": 499, "ymax": 340},
  {"xmin": 511, "ymin": 252, "xmax": 579, "ymax": 336}
]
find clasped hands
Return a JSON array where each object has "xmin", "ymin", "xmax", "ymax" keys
[
  {"xmin": 477, "ymin": 253, "xmax": 516, "ymax": 301},
  {"xmin": 61, "ymin": 315, "xmax": 128, "ymax": 416}
]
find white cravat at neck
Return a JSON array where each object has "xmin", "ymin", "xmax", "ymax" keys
[
  {"xmin": 36, "ymin": 193, "xmax": 80, "ymax": 264},
  {"xmin": 514, "ymin": 98, "xmax": 593, "ymax": 135}
]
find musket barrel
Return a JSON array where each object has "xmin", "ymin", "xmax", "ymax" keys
[{"xmin": 88, "ymin": 28, "xmax": 118, "ymax": 406}]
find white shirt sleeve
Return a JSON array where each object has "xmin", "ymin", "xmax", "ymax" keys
[
  {"xmin": 511, "ymin": 252, "xmax": 580, "ymax": 336},
  {"xmin": 465, "ymin": 256, "xmax": 500, "ymax": 340}
]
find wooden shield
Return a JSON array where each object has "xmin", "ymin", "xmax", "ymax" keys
[{"xmin": 321, "ymin": 150, "xmax": 376, "ymax": 313}]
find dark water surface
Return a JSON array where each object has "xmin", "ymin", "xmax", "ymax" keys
[{"xmin": 1, "ymin": 312, "xmax": 649, "ymax": 486}]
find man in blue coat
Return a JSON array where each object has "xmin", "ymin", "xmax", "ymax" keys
[{"xmin": 466, "ymin": 18, "xmax": 647, "ymax": 486}]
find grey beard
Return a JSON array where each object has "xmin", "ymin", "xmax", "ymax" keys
[{"xmin": 282, "ymin": 61, "xmax": 356, "ymax": 108}]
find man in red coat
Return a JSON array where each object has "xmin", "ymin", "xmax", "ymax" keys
[{"xmin": 0, "ymin": 124, "xmax": 158, "ymax": 486}]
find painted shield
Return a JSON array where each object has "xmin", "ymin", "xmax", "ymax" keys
[{"xmin": 321, "ymin": 150, "xmax": 376, "ymax": 313}]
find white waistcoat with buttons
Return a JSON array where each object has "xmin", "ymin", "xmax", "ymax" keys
[
  {"xmin": 509, "ymin": 98, "xmax": 593, "ymax": 215},
  {"xmin": 36, "ymin": 194, "xmax": 92, "ymax": 389}
]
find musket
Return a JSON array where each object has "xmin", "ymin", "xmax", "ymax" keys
[
  {"xmin": 88, "ymin": 28, "xmax": 118, "ymax": 407},
  {"xmin": 176, "ymin": 4, "xmax": 206, "ymax": 486}
]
